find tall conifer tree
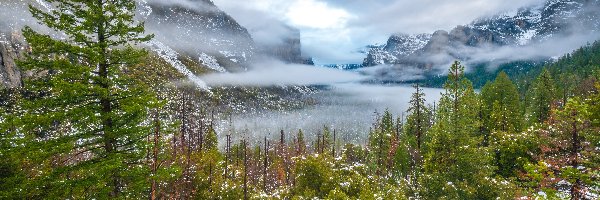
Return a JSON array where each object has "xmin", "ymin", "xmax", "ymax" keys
[
  {"xmin": 526, "ymin": 68, "xmax": 556, "ymax": 125},
  {"xmin": 405, "ymin": 84, "xmax": 430, "ymax": 150},
  {"xmin": 12, "ymin": 0, "xmax": 154, "ymax": 198},
  {"xmin": 421, "ymin": 61, "xmax": 511, "ymax": 199},
  {"xmin": 481, "ymin": 71, "xmax": 522, "ymax": 133}
]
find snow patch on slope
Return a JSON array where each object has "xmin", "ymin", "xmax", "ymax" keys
[
  {"xmin": 388, "ymin": 34, "xmax": 431, "ymax": 57},
  {"xmin": 146, "ymin": 40, "xmax": 211, "ymax": 91},
  {"xmin": 518, "ymin": 29, "xmax": 538, "ymax": 45},
  {"xmin": 34, "ymin": 0, "xmax": 53, "ymax": 11},
  {"xmin": 367, "ymin": 48, "xmax": 398, "ymax": 65},
  {"xmin": 200, "ymin": 52, "xmax": 226, "ymax": 72}
]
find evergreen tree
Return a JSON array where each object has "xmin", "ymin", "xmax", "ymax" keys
[
  {"xmin": 204, "ymin": 126, "xmax": 218, "ymax": 151},
  {"xmin": 322, "ymin": 126, "xmax": 332, "ymax": 153},
  {"xmin": 293, "ymin": 155, "xmax": 334, "ymax": 198},
  {"xmin": 296, "ymin": 129, "xmax": 306, "ymax": 155},
  {"xmin": 9, "ymin": 1, "xmax": 154, "ymax": 197},
  {"xmin": 590, "ymin": 77, "xmax": 600, "ymax": 127},
  {"xmin": 391, "ymin": 129, "xmax": 415, "ymax": 179},
  {"xmin": 526, "ymin": 68, "xmax": 556, "ymax": 125},
  {"xmin": 481, "ymin": 71, "xmax": 522, "ymax": 134},
  {"xmin": 480, "ymin": 72, "xmax": 530, "ymax": 177},
  {"xmin": 368, "ymin": 110, "xmax": 394, "ymax": 175},
  {"xmin": 0, "ymin": 88, "xmax": 25, "ymax": 198},
  {"xmin": 527, "ymin": 97, "xmax": 599, "ymax": 199},
  {"xmin": 421, "ymin": 61, "xmax": 511, "ymax": 199},
  {"xmin": 405, "ymin": 84, "xmax": 430, "ymax": 150}
]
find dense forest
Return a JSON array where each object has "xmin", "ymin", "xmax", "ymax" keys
[{"xmin": 1, "ymin": 1, "xmax": 599, "ymax": 199}]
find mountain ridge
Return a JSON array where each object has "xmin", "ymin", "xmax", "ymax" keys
[
  {"xmin": 363, "ymin": 0, "xmax": 600, "ymax": 72},
  {"xmin": 0, "ymin": 0, "xmax": 308, "ymax": 88}
]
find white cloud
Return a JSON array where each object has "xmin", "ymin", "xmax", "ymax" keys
[
  {"xmin": 352, "ymin": 0, "xmax": 544, "ymax": 34},
  {"xmin": 200, "ymin": 59, "xmax": 365, "ymax": 86},
  {"xmin": 222, "ymin": 83, "xmax": 444, "ymax": 142},
  {"xmin": 214, "ymin": 0, "xmax": 547, "ymax": 64},
  {"xmin": 285, "ymin": 0, "xmax": 352, "ymax": 29}
]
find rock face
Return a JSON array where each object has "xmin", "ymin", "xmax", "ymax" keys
[
  {"xmin": 0, "ymin": 34, "xmax": 25, "ymax": 88},
  {"xmin": 256, "ymin": 25, "xmax": 302, "ymax": 64},
  {"xmin": 142, "ymin": 0, "xmax": 256, "ymax": 71},
  {"xmin": 363, "ymin": 0, "xmax": 600, "ymax": 69},
  {"xmin": 255, "ymin": 25, "xmax": 313, "ymax": 64},
  {"xmin": 0, "ymin": 0, "xmax": 310, "ymax": 88},
  {"xmin": 363, "ymin": 33, "xmax": 431, "ymax": 66}
]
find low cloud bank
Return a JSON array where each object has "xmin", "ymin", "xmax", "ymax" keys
[{"xmin": 201, "ymin": 60, "xmax": 366, "ymax": 86}]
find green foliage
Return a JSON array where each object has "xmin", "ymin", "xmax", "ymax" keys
[
  {"xmin": 204, "ymin": 126, "xmax": 218, "ymax": 151},
  {"xmin": 296, "ymin": 129, "xmax": 306, "ymax": 154},
  {"xmin": 590, "ymin": 80, "xmax": 600, "ymax": 127},
  {"xmin": 421, "ymin": 61, "xmax": 512, "ymax": 199},
  {"xmin": 3, "ymin": 0, "xmax": 157, "ymax": 198},
  {"xmin": 341, "ymin": 143, "xmax": 366, "ymax": 164},
  {"xmin": 367, "ymin": 110, "xmax": 394, "ymax": 175},
  {"xmin": 322, "ymin": 126, "xmax": 333, "ymax": 153},
  {"xmin": 525, "ymin": 68, "xmax": 557, "ymax": 125},
  {"xmin": 404, "ymin": 84, "xmax": 431, "ymax": 150},
  {"xmin": 490, "ymin": 130, "xmax": 540, "ymax": 178},
  {"xmin": 1, "ymin": 0, "xmax": 599, "ymax": 197},
  {"xmin": 293, "ymin": 155, "xmax": 334, "ymax": 198},
  {"xmin": 481, "ymin": 71, "xmax": 523, "ymax": 134}
]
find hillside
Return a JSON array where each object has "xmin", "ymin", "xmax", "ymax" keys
[{"xmin": 363, "ymin": 0, "xmax": 600, "ymax": 85}]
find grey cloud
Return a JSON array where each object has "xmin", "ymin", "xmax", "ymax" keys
[
  {"xmin": 145, "ymin": 0, "xmax": 220, "ymax": 12},
  {"xmin": 466, "ymin": 32, "xmax": 600, "ymax": 71},
  {"xmin": 213, "ymin": 5, "xmax": 297, "ymax": 47},
  {"xmin": 357, "ymin": 65, "xmax": 427, "ymax": 82},
  {"xmin": 343, "ymin": 0, "xmax": 545, "ymax": 34},
  {"xmin": 213, "ymin": 0, "xmax": 548, "ymax": 64},
  {"xmin": 200, "ymin": 59, "xmax": 365, "ymax": 86},
  {"xmin": 218, "ymin": 83, "xmax": 444, "ymax": 143}
]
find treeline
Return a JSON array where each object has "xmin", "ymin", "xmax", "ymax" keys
[
  {"xmin": 416, "ymin": 41, "xmax": 600, "ymax": 91},
  {"xmin": 1, "ymin": 0, "xmax": 600, "ymax": 199}
]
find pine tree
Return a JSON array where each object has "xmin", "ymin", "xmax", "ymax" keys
[
  {"xmin": 405, "ymin": 84, "xmax": 430, "ymax": 150},
  {"xmin": 204, "ymin": 127, "xmax": 218, "ymax": 151},
  {"xmin": 296, "ymin": 129, "xmax": 306, "ymax": 155},
  {"xmin": 481, "ymin": 71, "xmax": 523, "ymax": 134},
  {"xmin": 529, "ymin": 97, "xmax": 599, "ymax": 199},
  {"xmin": 322, "ymin": 126, "xmax": 332, "ymax": 154},
  {"xmin": 368, "ymin": 110, "xmax": 394, "ymax": 176},
  {"xmin": 9, "ymin": 0, "xmax": 154, "ymax": 198},
  {"xmin": 526, "ymin": 68, "xmax": 556, "ymax": 125},
  {"xmin": 480, "ymin": 72, "xmax": 530, "ymax": 177},
  {"xmin": 392, "ymin": 129, "xmax": 415, "ymax": 179},
  {"xmin": 421, "ymin": 61, "xmax": 511, "ymax": 199}
]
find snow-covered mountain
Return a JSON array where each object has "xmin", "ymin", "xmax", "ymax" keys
[
  {"xmin": 142, "ymin": 0, "xmax": 255, "ymax": 72},
  {"xmin": 363, "ymin": 33, "xmax": 431, "ymax": 66},
  {"xmin": 363, "ymin": 0, "xmax": 600, "ymax": 70},
  {"xmin": 0, "ymin": 0, "xmax": 308, "ymax": 89}
]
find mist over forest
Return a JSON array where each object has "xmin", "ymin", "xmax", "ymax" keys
[{"xmin": 1, "ymin": 0, "xmax": 599, "ymax": 199}]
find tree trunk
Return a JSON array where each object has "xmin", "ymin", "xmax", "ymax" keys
[
  {"xmin": 151, "ymin": 111, "xmax": 160, "ymax": 200},
  {"xmin": 570, "ymin": 112, "xmax": 581, "ymax": 200},
  {"xmin": 243, "ymin": 140, "xmax": 249, "ymax": 200},
  {"xmin": 263, "ymin": 137, "xmax": 268, "ymax": 193},
  {"xmin": 95, "ymin": 0, "xmax": 120, "ymax": 197}
]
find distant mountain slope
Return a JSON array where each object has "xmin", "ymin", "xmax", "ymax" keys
[
  {"xmin": 363, "ymin": 34, "xmax": 431, "ymax": 66},
  {"xmin": 143, "ymin": 0, "xmax": 255, "ymax": 72},
  {"xmin": 254, "ymin": 24, "xmax": 313, "ymax": 64},
  {"xmin": 0, "ymin": 0, "xmax": 308, "ymax": 88},
  {"xmin": 363, "ymin": 0, "xmax": 600, "ymax": 71}
]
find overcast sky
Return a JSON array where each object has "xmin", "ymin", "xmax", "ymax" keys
[{"xmin": 213, "ymin": 0, "xmax": 545, "ymax": 64}]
